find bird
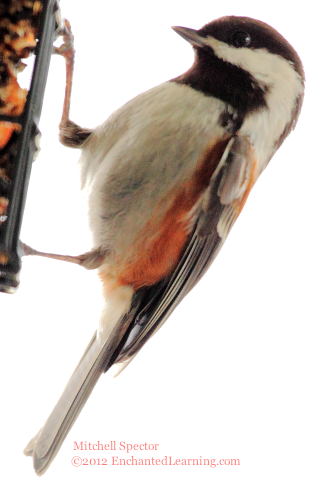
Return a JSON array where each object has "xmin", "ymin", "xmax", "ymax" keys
[{"xmin": 22, "ymin": 15, "xmax": 305, "ymax": 475}]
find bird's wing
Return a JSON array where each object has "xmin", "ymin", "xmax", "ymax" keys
[
  {"xmin": 23, "ymin": 135, "xmax": 256, "ymax": 475},
  {"xmin": 111, "ymin": 134, "xmax": 257, "ymax": 373}
]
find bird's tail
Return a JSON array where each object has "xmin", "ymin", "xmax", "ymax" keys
[{"xmin": 24, "ymin": 285, "xmax": 134, "ymax": 476}]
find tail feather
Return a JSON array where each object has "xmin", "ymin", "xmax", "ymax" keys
[{"xmin": 24, "ymin": 286, "xmax": 134, "ymax": 476}]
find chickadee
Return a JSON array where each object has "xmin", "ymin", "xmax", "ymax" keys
[{"xmin": 23, "ymin": 16, "xmax": 305, "ymax": 474}]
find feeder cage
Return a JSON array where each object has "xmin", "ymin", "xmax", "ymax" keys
[{"xmin": 0, "ymin": 0, "xmax": 61, "ymax": 293}]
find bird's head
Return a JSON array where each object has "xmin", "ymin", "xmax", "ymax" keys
[{"xmin": 173, "ymin": 16, "xmax": 305, "ymax": 116}]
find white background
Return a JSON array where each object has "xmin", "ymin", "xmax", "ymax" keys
[{"xmin": 1, "ymin": 0, "xmax": 329, "ymax": 482}]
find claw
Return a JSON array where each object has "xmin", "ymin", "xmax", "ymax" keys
[{"xmin": 54, "ymin": 19, "xmax": 75, "ymax": 58}]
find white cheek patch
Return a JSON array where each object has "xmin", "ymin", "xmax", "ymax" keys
[
  {"xmin": 205, "ymin": 37, "xmax": 303, "ymax": 95},
  {"xmin": 205, "ymin": 37, "xmax": 304, "ymax": 172}
]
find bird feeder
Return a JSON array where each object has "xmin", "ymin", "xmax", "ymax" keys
[{"xmin": 0, "ymin": 0, "xmax": 61, "ymax": 293}]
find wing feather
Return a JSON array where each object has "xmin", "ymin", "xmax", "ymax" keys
[{"xmin": 111, "ymin": 135, "xmax": 256, "ymax": 372}]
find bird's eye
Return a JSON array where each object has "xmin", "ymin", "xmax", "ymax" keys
[{"xmin": 232, "ymin": 31, "xmax": 251, "ymax": 47}]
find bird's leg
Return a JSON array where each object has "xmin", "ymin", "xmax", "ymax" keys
[
  {"xmin": 55, "ymin": 20, "xmax": 92, "ymax": 148},
  {"xmin": 20, "ymin": 243, "xmax": 106, "ymax": 270},
  {"xmin": 55, "ymin": 19, "xmax": 75, "ymax": 134}
]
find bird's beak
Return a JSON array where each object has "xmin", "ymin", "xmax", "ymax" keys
[{"xmin": 171, "ymin": 26, "xmax": 208, "ymax": 48}]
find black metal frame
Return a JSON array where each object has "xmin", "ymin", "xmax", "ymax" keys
[{"xmin": 0, "ymin": 0, "xmax": 59, "ymax": 293}]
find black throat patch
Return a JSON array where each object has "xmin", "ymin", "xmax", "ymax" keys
[{"xmin": 172, "ymin": 47, "xmax": 267, "ymax": 116}]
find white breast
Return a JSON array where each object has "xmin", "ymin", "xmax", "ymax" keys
[{"xmin": 79, "ymin": 82, "xmax": 229, "ymax": 261}]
